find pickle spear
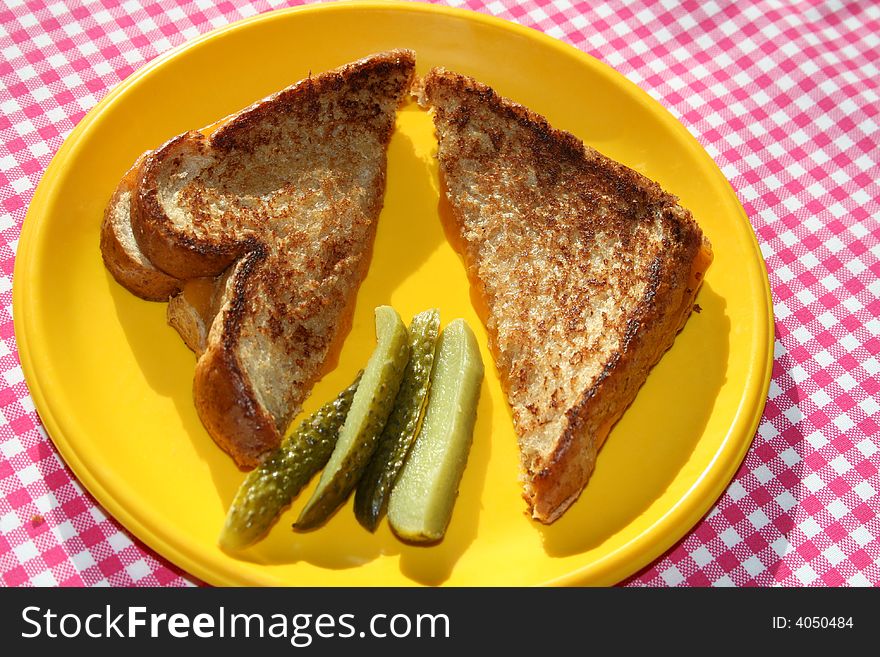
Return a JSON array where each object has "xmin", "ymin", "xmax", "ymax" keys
[
  {"xmin": 354, "ymin": 309, "xmax": 440, "ymax": 532},
  {"xmin": 294, "ymin": 306, "xmax": 410, "ymax": 531},
  {"xmin": 387, "ymin": 319, "xmax": 484, "ymax": 543},
  {"xmin": 218, "ymin": 374, "xmax": 361, "ymax": 551}
]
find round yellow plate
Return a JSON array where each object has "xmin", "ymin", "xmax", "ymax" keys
[{"xmin": 14, "ymin": 2, "xmax": 773, "ymax": 586}]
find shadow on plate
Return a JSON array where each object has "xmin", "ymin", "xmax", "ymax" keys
[
  {"xmin": 102, "ymin": 269, "xmax": 219, "ymax": 474},
  {"xmin": 538, "ymin": 281, "xmax": 731, "ymax": 557}
]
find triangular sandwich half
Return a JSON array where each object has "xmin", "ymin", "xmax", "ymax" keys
[
  {"xmin": 101, "ymin": 51, "xmax": 416, "ymax": 468},
  {"xmin": 421, "ymin": 68, "xmax": 713, "ymax": 523}
]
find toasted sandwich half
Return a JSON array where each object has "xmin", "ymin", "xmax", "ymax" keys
[
  {"xmin": 101, "ymin": 50, "xmax": 416, "ymax": 468},
  {"xmin": 421, "ymin": 68, "xmax": 713, "ymax": 523}
]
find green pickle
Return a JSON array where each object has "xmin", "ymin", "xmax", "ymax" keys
[
  {"xmin": 218, "ymin": 374, "xmax": 361, "ymax": 551},
  {"xmin": 294, "ymin": 306, "xmax": 410, "ymax": 531},
  {"xmin": 388, "ymin": 318, "xmax": 484, "ymax": 543},
  {"xmin": 354, "ymin": 309, "xmax": 440, "ymax": 531}
]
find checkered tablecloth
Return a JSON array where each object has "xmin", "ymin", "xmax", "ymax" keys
[{"xmin": 1, "ymin": 0, "xmax": 878, "ymax": 587}]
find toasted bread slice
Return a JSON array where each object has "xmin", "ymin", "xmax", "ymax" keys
[
  {"xmin": 103, "ymin": 51, "xmax": 416, "ymax": 468},
  {"xmin": 100, "ymin": 155, "xmax": 181, "ymax": 301},
  {"xmin": 422, "ymin": 69, "xmax": 713, "ymax": 523},
  {"xmin": 166, "ymin": 276, "xmax": 225, "ymax": 356}
]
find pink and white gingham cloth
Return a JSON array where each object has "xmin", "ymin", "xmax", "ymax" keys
[{"xmin": 1, "ymin": 0, "xmax": 878, "ymax": 587}]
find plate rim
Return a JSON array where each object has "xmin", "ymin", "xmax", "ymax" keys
[{"xmin": 13, "ymin": 0, "xmax": 775, "ymax": 587}]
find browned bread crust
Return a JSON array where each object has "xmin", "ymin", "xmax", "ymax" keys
[
  {"xmin": 102, "ymin": 50, "xmax": 416, "ymax": 468},
  {"xmin": 100, "ymin": 155, "xmax": 181, "ymax": 301},
  {"xmin": 134, "ymin": 132, "xmax": 249, "ymax": 280},
  {"xmin": 423, "ymin": 68, "xmax": 713, "ymax": 523},
  {"xmin": 193, "ymin": 250, "xmax": 279, "ymax": 467}
]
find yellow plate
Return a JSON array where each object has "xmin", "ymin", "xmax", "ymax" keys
[{"xmin": 14, "ymin": 2, "xmax": 773, "ymax": 586}]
